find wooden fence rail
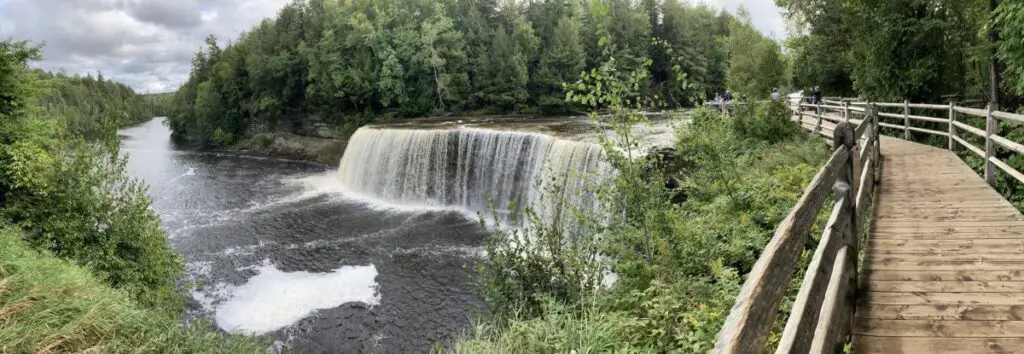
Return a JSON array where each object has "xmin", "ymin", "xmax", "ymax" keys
[
  {"xmin": 848, "ymin": 99, "xmax": 1024, "ymax": 186},
  {"xmin": 714, "ymin": 96, "xmax": 1024, "ymax": 353},
  {"xmin": 715, "ymin": 101, "xmax": 880, "ymax": 353},
  {"xmin": 811, "ymin": 97, "xmax": 1024, "ymax": 186}
]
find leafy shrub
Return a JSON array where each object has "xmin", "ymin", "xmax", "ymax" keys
[
  {"xmin": 474, "ymin": 208, "xmax": 604, "ymax": 323},
  {"xmin": 0, "ymin": 228, "xmax": 265, "ymax": 352},
  {"xmin": 460, "ymin": 104, "xmax": 829, "ymax": 351},
  {"xmin": 212, "ymin": 127, "xmax": 235, "ymax": 146},
  {"xmin": 731, "ymin": 100, "xmax": 804, "ymax": 144},
  {"xmin": 3, "ymin": 143, "xmax": 184, "ymax": 312},
  {"xmin": 0, "ymin": 39, "xmax": 184, "ymax": 314}
]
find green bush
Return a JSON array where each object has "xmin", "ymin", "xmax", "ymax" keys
[
  {"xmin": 212, "ymin": 127, "xmax": 236, "ymax": 146},
  {"xmin": 731, "ymin": 100, "xmax": 804, "ymax": 144},
  {"xmin": 474, "ymin": 208, "xmax": 604, "ymax": 323},
  {"xmin": 459, "ymin": 82, "xmax": 829, "ymax": 350},
  {"xmin": 0, "ymin": 39, "xmax": 184, "ymax": 314},
  {"xmin": 2, "ymin": 143, "xmax": 184, "ymax": 313},
  {"xmin": 0, "ymin": 227, "xmax": 266, "ymax": 353}
]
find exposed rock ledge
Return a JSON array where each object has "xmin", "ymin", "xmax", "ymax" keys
[{"xmin": 234, "ymin": 132, "xmax": 348, "ymax": 166}]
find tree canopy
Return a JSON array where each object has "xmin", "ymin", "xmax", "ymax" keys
[
  {"xmin": 167, "ymin": 0, "xmax": 784, "ymax": 146},
  {"xmin": 779, "ymin": 0, "xmax": 1017, "ymax": 105}
]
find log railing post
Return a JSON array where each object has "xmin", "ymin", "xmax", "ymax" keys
[
  {"xmin": 985, "ymin": 102, "xmax": 996, "ymax": 186},
  {"xmin": 872, "ymin": 103, "xmax": 881, "ymax": 184},
  {"xmin": 833, "ymin": 121, "xmax": 858, "ymax": 352},
  {"xmin": 815, "ymin": 103, "xmax": 823, "ymax": 133},
  {"xmin": 797, "ymin": 99, "xmax": 804, "ymax": 125},
  {"xmin": 948, "ymin": 101, "xmax": 956, "ymax": 151},
  {"xmin": 843, "ymin": 99, "xmax": 850, "ymax": 122},
  {"xmin": 903, "ymin": 99, "xmax": 910, "ymax": 140}
]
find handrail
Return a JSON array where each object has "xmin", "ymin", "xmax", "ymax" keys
[
  {"xmin": 717, "ymin": 96, "xmax": 1024, "ymax": 352},
  {"xmin": 716, "ymin": 103, "xmax": 881, "ymax": 353},
  {"xmin": 993, "ymin": 110, "xmax": 1024, "ymax": 124},
  {"xmin": 808, "ymin": 97, "xmax": 1024, "ymax": 188}
]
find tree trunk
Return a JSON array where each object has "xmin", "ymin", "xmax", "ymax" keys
[{"xmin": 990, "ymin": 0, "xmax": 1001, "ymax": 109}]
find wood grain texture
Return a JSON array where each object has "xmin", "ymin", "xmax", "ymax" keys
[
  {"xmin": 810, "ymin": 246, "xmax": 851, "ymax": 354},
  {"xmin": 776, "ymin": 198, "xmax": 850, "ymax": 354},
  {"xmin": 855, "ymin": 137, "xmax": 1024, "ymax": 353},
  {"xmin": 855, "ymin": 336, "xmax": 1024, "ymax": 354},
  {"xmin": 713, "ymin": 147, "xmax": 849, "ymax": 353}
]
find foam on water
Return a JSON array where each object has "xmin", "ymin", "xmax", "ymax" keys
[
  {"xmin": 214, "ymin": 261, "xmax": 380, "ymax": 335},
  {"xmin": 288, "ymin": 171, "xmax": 473, "ymax": 216}
]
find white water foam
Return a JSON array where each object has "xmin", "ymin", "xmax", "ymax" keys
[
  {"xmin": 286, "ymin": 172, "xmax": 473, "ymax": 216},
  {"xmin": 214, "ymin": 260, "xmax": 380, "ymax": 335},
  {"xmin": 336, "ymin": 127, "xmax": 612, "ymax": 229}
]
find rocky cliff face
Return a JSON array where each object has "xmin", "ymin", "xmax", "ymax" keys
[
  {"xmin": 235, "ymin": 132, "xmax": 348, "ymax": 166},
  {"xmin": 233, "ymin": 114, "xmax": 350, "ymax": 165}
]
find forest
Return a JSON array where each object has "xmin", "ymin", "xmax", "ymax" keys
[
  {"xmin": 782, "ymin": 0, "xmax": 1022, "ymax": 106},
  {"xmin": 165, "ymin": 0, "xmax": 786, "ymax": 146},
  {"xmin": 36, "ymin": 71, "xmax": 156, "ymax": 140},
  {"xmin": 0, "ymin": 39, "xmax": 265, "ymax": 351}
]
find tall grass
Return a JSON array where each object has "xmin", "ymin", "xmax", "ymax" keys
[{"xmin": 0, "ymin": 226, "xmax": 267, "ymax": 353}]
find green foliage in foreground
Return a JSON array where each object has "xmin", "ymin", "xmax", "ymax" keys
[
  {"xmin": 0, "ymin": 38, "xmax": 186, "ymax": 314},
  {"xmin": 460, "ymin": 53, "xmax": 831, "ymax": 352},
  {"xmin": 0, "ymin": 228, "xmax": 266, "ymax": 353},
  {"xmin": 0, "ymin": 37, "xmax": 265, "ymax": 351}
]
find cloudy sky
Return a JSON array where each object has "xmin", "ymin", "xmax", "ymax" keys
[{"xmin": 0, "ymin": 0, "xmax": 785, "ymax": 93}]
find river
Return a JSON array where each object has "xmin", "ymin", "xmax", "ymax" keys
[{"xmin": 120, "ymin": 118, "xmax": 484, "ymax": 352}]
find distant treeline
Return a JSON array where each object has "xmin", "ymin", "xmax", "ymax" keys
[
  {"xmin": 31, "ymin": 71, "xmax": 155, "ymax": 141},
  {"xmin": 143, "ymin": 92, "xmax": 174, "ymax": 117},
  {"xmin": 167, "ymin": 0, "xmax": 785, "ymax": 146}
]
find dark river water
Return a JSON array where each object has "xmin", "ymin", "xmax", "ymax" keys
[{"xmin": 119, "ymin": 118, "xmax": 484, "ymax": 353}]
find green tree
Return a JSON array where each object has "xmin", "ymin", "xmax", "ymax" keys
[
  {"xmin": 995, "ymin": 1, "xmax": 1024, "ymax": 96},
  {"xmin": 727, "ymin": 10, "xmax": 784, "ymax": 99},
  {"xmin": 0, "ymin": 38, "xmax": 184, "ymax": 314},
  {"xmin": 486, "ymin": 25, "xmax": 530, "ymax": 108},
  {"xmin": 535, "ymin": 16, "xmax": 586, "ymax": 112}
]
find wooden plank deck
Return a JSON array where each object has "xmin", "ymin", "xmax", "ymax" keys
[{"xmin": 854, "ymin": 137, "xmax": 1024, "ymax": 353}]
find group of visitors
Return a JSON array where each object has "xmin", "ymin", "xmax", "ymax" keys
[
  {"xmin": 711, "ymin": 91, "xmax": 734, "ymax": 109},
  {"xmin": 707, "ymin": 86, "xmax": 822, "ymax": 111}
]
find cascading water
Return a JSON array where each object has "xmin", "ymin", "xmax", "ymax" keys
[{"xmin": 337, "ymin": 127, "xmax": 610, "ymax": 228}]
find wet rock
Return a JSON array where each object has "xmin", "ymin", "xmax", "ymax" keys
[
  {"xmin": 235, "ymin": 132, "xmax": 348, "ymax": 166},
  {"xmin": 646, "ymin": 146, "xmax": 689, "ymax": 204}
]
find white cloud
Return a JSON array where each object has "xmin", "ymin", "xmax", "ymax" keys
[
  {"xmin": 698, "ymin": 0, "xmax": 786, "ymax": 40},
  {"xmin": 0, "ymin": 0, "xmax": 289, "ymax": 93}
]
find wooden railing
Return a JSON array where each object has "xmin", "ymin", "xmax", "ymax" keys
[
  {"xmin": 714, "ymin": 101, "xmax": 881, "ymax": 353},
  {"xmin": 714, "ymin": 97, "xmax": 1024, "ymax": 353},
  {"xmin": 840, "ymin": 99, "xmax": 1024, "ymax": 185}
]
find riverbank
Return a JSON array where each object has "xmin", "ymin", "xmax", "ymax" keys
[
  {"xmin": 233, "ymin": 132, "xmax": 349, "ymax": 166},
  {"xmin": 223, "ymin": 111, "xmax": 688, "ymax": 167},
  {"xmin": 0, "ymin": 227, "xmax": 267, "ymax": 352}
]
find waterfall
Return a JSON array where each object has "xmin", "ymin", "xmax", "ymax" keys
[{"xmin": 337, "ymin": 127, "xmax": 609, "ymax": 227}]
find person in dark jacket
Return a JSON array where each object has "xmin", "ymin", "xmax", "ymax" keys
[{"xmin": 811, "ymin": 86, "xmax": 822, "ymax": 104}]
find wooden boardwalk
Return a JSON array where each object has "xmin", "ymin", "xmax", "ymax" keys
[
  {"xmin": 854, "ymin": 137, "xmax": 1024, "ymax": 353},
  {"xmin": 717, "ymin": 102, "xmax": 1024, "ymax": 353}
]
